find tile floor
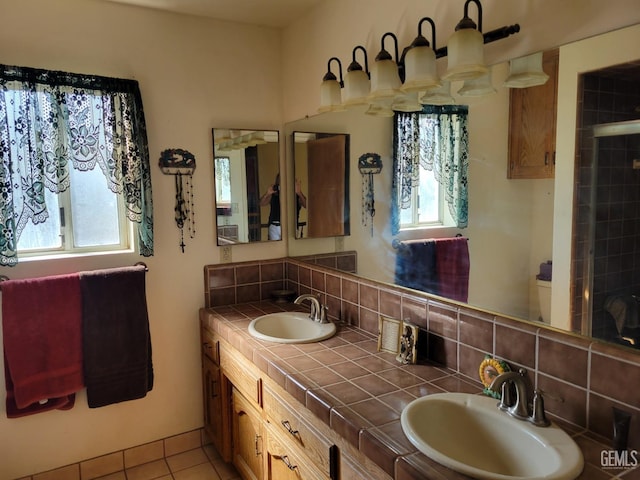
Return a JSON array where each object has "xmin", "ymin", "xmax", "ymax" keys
[
  {"xmin": 24, "ymin": 442, "xmax": 241, "ymax": 480},
  {"xmin": 83, "ymin": 445, "xmax": 239, "ymax": 480}
]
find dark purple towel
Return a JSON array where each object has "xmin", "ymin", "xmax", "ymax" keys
[{"xmin": 79, "ymin": 265, "xmax": 153, "ymax": 408}]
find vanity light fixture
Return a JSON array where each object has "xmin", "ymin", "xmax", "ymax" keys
[
  {"xmin": 317, "ymin": 0, "xmax": 520, "ymax": 113},
  {"xmin": 343, "ymin": 46, "xmax": 371, "ymax": 107},
  {"xmin": 368, "ymin": 32, "xmax": 403, "ymax": 102},
  {"xmin": 457, "ymin": 67, "xmax": 496, "ymax": 97},
  {"xmin": 503, "ymin": 51, "xmax": 549, "ymax": 88},
  {"xmin": 365, "ymin": 99, "xmax": 395, "ymax": 117},
  {"xmin": 401, "ymin": 17, "xmax": 441, "ymax": 93},
  {"xmin": 420, "ymin": 81, "xmax": 455, "ymax": 105},
  {"xmin": 319, "ymin": 57, "xmax": 345, "ymax": 113},
  {"xmin": 443, "ymin": 0, "xmax": 487, "ymax": 82}
]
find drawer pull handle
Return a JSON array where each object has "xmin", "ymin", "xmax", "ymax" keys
[
  {"xmin": 281, "ymin": 420, "xmax": 299, "ymax": 436},
  {"xmin": 279, "ymin": 455, "xmax": 298, "ymax": 471}
]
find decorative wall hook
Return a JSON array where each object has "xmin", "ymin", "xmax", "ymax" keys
[
  {"xmin": 159, "ymin": 148, "xmax": 196, "ymax": 252},
  {"xmin": 358, "ymin": 153, "xmax": 383, "ymax": 236}
]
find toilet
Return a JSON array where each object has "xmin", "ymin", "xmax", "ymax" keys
[{"xmin": 537, "ymin": 279, "xmax": 552, "ymax": 324}]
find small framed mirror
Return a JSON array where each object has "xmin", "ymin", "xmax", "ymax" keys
[
  {"xmin": 212, "ymin": 128, "xmax": 280, "ymax": 244},
  {"xmin": 292, "ymin": 131, "xmax": 350, "ymax": 239}
]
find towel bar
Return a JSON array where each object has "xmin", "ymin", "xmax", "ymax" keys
[{"xmin": 0, "ymin": 263, "xmax": 148, "ymax": 285}]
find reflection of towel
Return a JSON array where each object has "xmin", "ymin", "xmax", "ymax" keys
[
  {"xmin": 2, "ymin": 274, "xmax": 83, "ymax": 417},
  {"xmin": 434, "ymin": 237, "xmax": 470, "ymax": 303},
  {"xmin": 605, "ymin": 295, "xmax": 639, "ymax": 334},
  {"xmin": 80, "ymin": 265, "xmax": 153, "ymax": 408},
  {"xmin": 394, "ymin": 240, "xmax": 438, "ymax": 295}
]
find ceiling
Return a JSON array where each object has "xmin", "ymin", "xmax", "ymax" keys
[{"xmin": 96, "ymin": 0, "xmax": 323, "ymax": 28}]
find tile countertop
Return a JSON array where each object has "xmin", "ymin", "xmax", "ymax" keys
[{"xmin": 201, "ymin": 302, "xmax": 614, "ymax": 480}]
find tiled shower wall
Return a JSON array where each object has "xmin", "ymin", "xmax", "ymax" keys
[
  {"xmin": 572, "ymin": 69, "xmax": 640, "ymax": 338},
  {"xmin": 205, "ymin": 257, "xmax": 640, "ymax": 450}
]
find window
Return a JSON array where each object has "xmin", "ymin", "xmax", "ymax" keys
[
  {"xmin": 0, "ymin": 64, "xmax": 154, "ymax": 265},
  {"xmin": 398, "ymin": 163, "xmax": 442, "ymax": 228},
  {"xmin": 392, "ymin": 106, "xmax": 469, "ymax": 234},
  {"xmin": 214, "ymin": 156, "xmax": 232, "ymax": 215}
]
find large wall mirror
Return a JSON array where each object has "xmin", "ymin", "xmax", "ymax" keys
[
  {"xmin": 286, "ymin": 23, "xmax": 640, "ymax": 350},
  {"xmin": 213, "ymin": 128, "xmax": 280, "ymax": 244},
  {"xmin": 292, "ymin": 131, "xmax": 350, "ymax": 239}
]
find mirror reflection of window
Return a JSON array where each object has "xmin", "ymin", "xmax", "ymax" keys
[{"xmin": 214, "ymin": 156, "xmax": 231, "ymax": 216}]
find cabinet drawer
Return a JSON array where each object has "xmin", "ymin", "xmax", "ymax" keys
[
  {"xmin": 220, "ymin": 342, "xmax": 262, "ymax": 407},
  {"xmin": 263, "ymin": 385, "xmax": 332, "ymax": 476},
  {"xmin": 266, "ymin": 423, "xmax": 329, "ymax": 480}
]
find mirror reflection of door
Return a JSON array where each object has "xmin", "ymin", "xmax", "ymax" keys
[
  {"xmin": 293, "ymin": 132, "xmax": 350, "ymax": 239},
  {"xmin": 307, "ymin": 135, "xmax": 346, "ymax": 237},
  {"xmin": 213, "ymin": 129, "xmax": 280, "ymax": 244}
]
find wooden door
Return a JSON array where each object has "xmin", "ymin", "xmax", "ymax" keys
[{"xmin": 306, "ymin": 135, "xmax": 346, "ymax": 237}]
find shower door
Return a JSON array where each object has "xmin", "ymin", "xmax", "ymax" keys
[{"xmin": 583, "ymin": 119, "xmax": 640, "ymax": 345}]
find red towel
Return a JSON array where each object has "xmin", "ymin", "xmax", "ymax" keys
[
  {"xmin": 434, "ymin": 237, "xmax": 470, "ymax": 303},
  {"xmin": 2, "ymin": 273, "xmax": 84, "ymax": 417}
]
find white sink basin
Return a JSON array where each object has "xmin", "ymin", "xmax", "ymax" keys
[
  {"xmin": 248, "ymin": 312, "xmax": 336, "ymax": 344},
  {"xmin": 401, "ymin": 393, "xmax": 583, "ymax": 480}
]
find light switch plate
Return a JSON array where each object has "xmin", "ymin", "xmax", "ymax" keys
[{"xmin": 221, "ymin": 246, "xmax": 232, "ymax": 263}]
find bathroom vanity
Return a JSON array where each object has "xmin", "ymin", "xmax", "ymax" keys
[
  {"xmin": 200, "ymin": 306, "xmax": 393, "ymax": 480},
  {"xmin": 200, "ymin": 302, "xmax": 589, "ymax": 480}
]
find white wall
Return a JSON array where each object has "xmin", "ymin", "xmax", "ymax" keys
[{"xmin": 0, "ymin": 0, "xmax": 285, "ymax": 477}]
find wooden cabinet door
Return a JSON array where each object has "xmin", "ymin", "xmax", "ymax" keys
[
  {"xmin": 508, "ymin": 49, "xmax": 559, "ymax": 179},
  {"xmin": 203, "ymin": 356, "xmax": 224, "ymax": 455},
  {"xmin": 232, "ymin": 388, "xmax": 264, "ymax": 480}
]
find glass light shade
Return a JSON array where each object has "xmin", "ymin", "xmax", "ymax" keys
[
  {"xmin": 368, "ymin": 58, "xmax": 402, "ymax": 101},
  {"xmin": 318, "ymin": 78, "xmax": 345, "ymax": 113},
  {"xmin": 504, "ymin": 52, "xmax": 549, "ymax": 88},
  {"xmin": 457, "ymin": 69, "xmax": 496, "ymax": 97},
  {"xmin": 443, "ymin": 27, "xmax": 487, "ymax": 82},
  {"xmin": 343, "ymin": 68, "xmax": 370, "ymax": 107},
  {"xmin": 392, "ymin": 92, "xmax": 423, "ymax": 112},
  {"xmin": 401, "ymin": 45, "xmax": 440, "ymax": 93},
  {"xmin": 420, "ymin": 81, "xmax": 455, "ymax": 105},
  {"xmin": 365, "ymin": 99, "xmax": 394, "ymax": 117}
]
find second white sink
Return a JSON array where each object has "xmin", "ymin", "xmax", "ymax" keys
[
  {"xmin": 401, "ymin": 392, "xmax": 584, "ymax": 480},
  {"xmin": 248, "ymin": 312, "xmax": 336, "ymax": 344}
]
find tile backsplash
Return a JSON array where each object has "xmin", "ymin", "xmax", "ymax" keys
[{"xmin": 204, "ymin": 257, "xmax": 640, "ymax": 451}]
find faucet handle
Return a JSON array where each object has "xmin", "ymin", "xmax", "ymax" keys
[
  {"xmin": 530, "ymin": 389, "xmax": 551, "ymax": 427},
  {"xmin": 497, "ymin": 381, "xmax": 514, "ymax": 411}
]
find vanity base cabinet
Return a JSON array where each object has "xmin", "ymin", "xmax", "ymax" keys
[
  {"xmin": 232, "ymin": 387, "xmax": 264, "ymax": 480},
  {"xmin": 200, "ymin": 317, "xmax": 392, "ymax": 480}
]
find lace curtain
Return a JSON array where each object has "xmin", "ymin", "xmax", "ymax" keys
[
  {"xmin": 391, "ymin": 105, "xmax": 469, "ymax": 234},
  {"xmin": 0, "ymin": 64, "xmax": 153, "ymax": 265}
]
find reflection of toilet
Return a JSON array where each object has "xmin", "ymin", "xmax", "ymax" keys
[{"xmin": 537, "ymin": 279, "xmax": 552, "ymax": 324}]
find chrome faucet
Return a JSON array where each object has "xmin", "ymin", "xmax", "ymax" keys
[
  {"xmin": 293, "ymin": 294, "xmax": 328, "ymax": 323},
  {"xmin": 489, "ymin": 368, "xmax": 550, "ymax": 427}
]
